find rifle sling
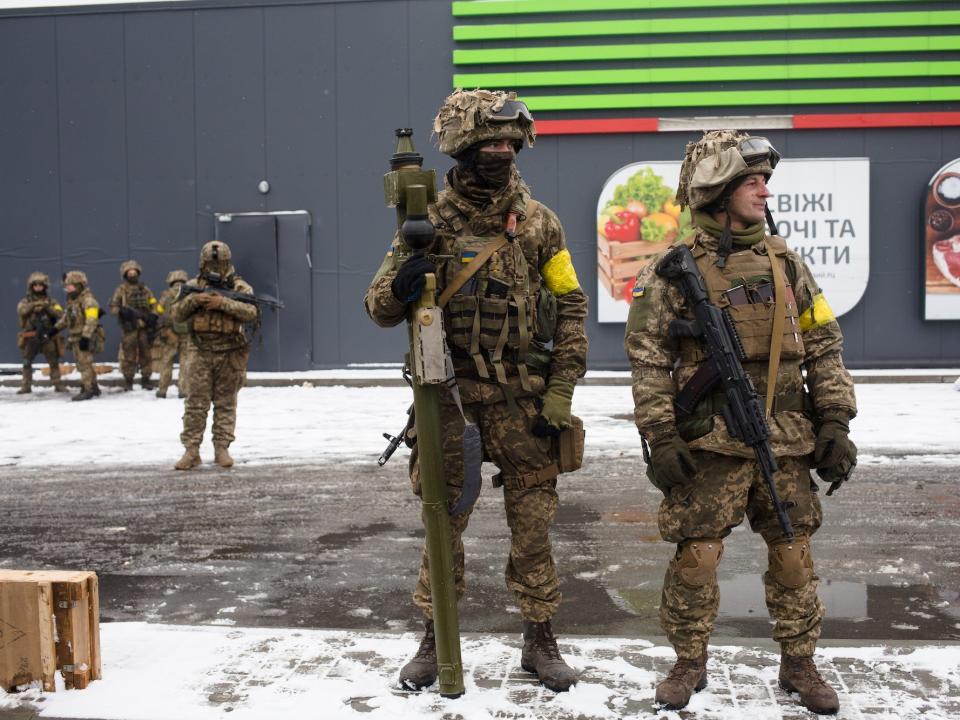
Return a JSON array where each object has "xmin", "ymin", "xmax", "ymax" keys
[{"xmin": 764, "ymin": 238, "xmax": 787, "ymax": 417}]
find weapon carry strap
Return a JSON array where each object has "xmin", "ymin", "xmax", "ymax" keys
[{"xmin": 764, "ymin": 238, "xmax": 788, "ymax": 417}]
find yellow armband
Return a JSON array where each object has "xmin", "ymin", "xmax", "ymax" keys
[
  {"xmin": 84, "ymin": 307, "xmax": 99, "ymax": 320},
  {"xmin": 541, "ymin": 249, "xmax": 580, "ymax": 296},
  {"xmin": 798, "ymin": 292, "xmax": 835, "ymax": 332}
]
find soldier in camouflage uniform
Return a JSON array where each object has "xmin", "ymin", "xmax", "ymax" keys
[
  {"xmin": 625, "ymin": 131, "xmax": 857, "ymax": 714},
  {"xmin": 57, "ymin": 270, "xmax": 105, "ymax": 401},
  {"xmin": 365, "ymin": 90, "xmax": 588, "ymax": 693},
  {"xmin": 172, "ymin": 241, "xmax": 257, "ymax": 470},
  {"xmin": 153, "ymin": 269, "xmax": 191, "ymax": 398},
  {"xmin": 15, "ymin": 272, "xmax": 67, "ymax": 394},
  {"xmin": 110, "ymin": 260, "xmax": 159, "ymax": 391}
]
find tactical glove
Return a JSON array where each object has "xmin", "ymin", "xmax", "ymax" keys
[
  {"xmin": 647, "ymin": 434, "xmax": 698, "ymax": 493},
  {"xmin": 78, "ymin": 336, "xmax": 91, "ymax": 351},
  {"xmin": 813, "ymin": 411, "xmax": 857, "ymax": 472},
  {"xmin": 119, "ymin": 306, "xmax": 136, "ymax": 322},
  {"xmin": 532, "ymin": 376, "xmax": 575, "ymax": 438},
  {"xmin": 391, "ymin": 256, "xmax": 436, "ymax": 303}
]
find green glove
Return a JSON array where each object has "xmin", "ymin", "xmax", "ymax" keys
[
  {"xmin": 814, "ymin": 411, "xmax": 857, "ymax": 470},
  {"xmin": 648, "ymin": 434, "xmax": 699, "ymax": 493},
  {"xmin": 533, "ymin": 377, "xmax": 575, "ymax": 437}
]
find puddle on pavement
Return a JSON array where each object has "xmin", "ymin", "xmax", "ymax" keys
[{"xmin": 614, "ymin": 574, "xmax": 960, "ymax": 641}]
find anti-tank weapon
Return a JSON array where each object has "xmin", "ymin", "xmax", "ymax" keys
[
  {"xmin": 383, "ymin": 128, "xmax": 464, "ymax": 698},
  {"xmin": 655, "ymin": 244, "xmax": 796, "ymax": 543}
]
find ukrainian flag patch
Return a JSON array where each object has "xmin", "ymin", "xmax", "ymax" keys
[
  {"xmin": 632, "ymin": 285, "xmax": 646, "ymax": 299},
  {"xmin": 461, "ymin": 250, "xmax": 478, "ymax": 263}
]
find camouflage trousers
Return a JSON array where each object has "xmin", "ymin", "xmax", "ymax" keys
[
  {"xmin": 68, "ymin": 342, "xmax": 97, "ymax": 391},
  {"xmin": 658, "ymin": 451, "xmax": 824, "ymax": 658},
  {"xmin": 152, "ymin": 328, "xmax": 189, "ymax": 394},
  {"xmin": 179, "ymin": 346, "xmax": 249, "ymax": 449},
  {"xmin": 20, "ymin": 338, "xmax": 62, "ymax": 389},
  {"xmin": 119, "ymin": 328, "xmax": 153, "ymax": 381},
  {"xmin": 410, "ymin": 395, "xmax": 561, "ymax": 623}
]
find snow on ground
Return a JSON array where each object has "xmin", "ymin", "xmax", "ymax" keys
[
  {"xmin": 1, "ymin": 623, "xmax": 958, "ymax": 720},
  {"xmin": 1, "ymin": 381, "xmax": 958, "ymax": 468}
]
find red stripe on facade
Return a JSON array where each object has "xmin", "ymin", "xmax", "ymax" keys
[
  {"xmin": 793, "ymin": 111, "xmax": 960, "ymax": 129},
  {"xmin": 535, "ymin": 118, "xmax": 660, "ymax": 135}
]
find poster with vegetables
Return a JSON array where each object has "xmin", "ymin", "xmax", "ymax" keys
[
  {"xmin": 596, "ymin": 162, "xmax": 689, "ymax": 322},
  {"xmin": 924, "ymin": 156, "xmax": 960, "ymax": 320}
]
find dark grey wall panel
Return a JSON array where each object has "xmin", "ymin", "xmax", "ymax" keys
[
  {"xmin": 0, "ymin": 17, "xmax": 61, "ymax": 326},
  {"xmin": 124, "ymin": 10, "xmax": 198, "ymax": 289},
  {"xmin": 57, "ymin": 13, "xmax": 129, "ymax": 358}
]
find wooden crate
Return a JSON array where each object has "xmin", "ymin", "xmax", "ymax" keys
[{"xmin": 0, "ymin": 570, "xmax": 101, "ymax": 692}]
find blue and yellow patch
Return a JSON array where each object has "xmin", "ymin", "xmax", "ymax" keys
[
  {"xmin": 632, "ymin": 285, "xmax": 646, "ymax": 299},
  {"xmin": 461, "ymin": 250, "xmax": 478, "ymax": 264}
]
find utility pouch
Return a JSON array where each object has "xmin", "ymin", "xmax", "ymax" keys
[
  {"xmin": 173, "ymin": 320, "xmax": 190, "ymax": 335},
  {"xmin": 554, "ymin": 414, "xmax": 585, "ymax": 474}
]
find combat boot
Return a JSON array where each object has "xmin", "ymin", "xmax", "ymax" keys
[
  {"xmin": 156, "ymin": 389, "xmax": 167, "ymax": 399},
  {"xmin": 17, "ymin": 367, "xmax": 32, "ymax": 394},
  {"xmin": 141, "ymin": 375, "xmax": 155, "ymax": 390},
  {"xmin": 123, "ymin": 376, "xmax": 135, "ymax": 391},
  {"xmin": 521, "ymin": 620, "xmax": 578, "ymax": 692},
  {"xmin": 51, "ymin": 366, "xmax": 67, "ymax": 392},
  {"xmin": 398, "ymin": 620, "xmax": 437, "ymax": 691},
  {"xmin": 779, "ymin": 654, "xmax": 839, "ymax": 714},
  {"xmin": 92, "ymin": 379, "xmax": 101, "ymax": 397},
  {"xmin": 655, "ymin": 654, "xmax": 707, "ymax": 710},
  {"xmin": 213, "ymin": 445, "xmax": 234, "ymax": 468},
  {"xmin": 175, "ymin": 447, "xmax": 201, "ymax": 471},
  {"xmin": 72, "ymin": 387, "xmax": 96, "ymax": 402}
]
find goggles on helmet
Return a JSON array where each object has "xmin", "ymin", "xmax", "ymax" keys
[
  {"xmin": 738, "ymin": 136, "xmax": 780, "ymax": 169},
  {"xmin": 490, "ymin": 99, "xmax": 533, "ymax": 123}
]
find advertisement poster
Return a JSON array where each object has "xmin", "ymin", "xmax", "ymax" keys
[
  {"xmin": 597, "ymin": 159, "xmax": 870, "ymax": 323},
  {"xmin": 923, "ymin": 157, "xmax": 960, "ymax": 320}
]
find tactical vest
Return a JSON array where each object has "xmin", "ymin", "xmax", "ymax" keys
[
  {"xmin": 677, "ymin": 237, "xmax": 804, "ymax": 368},
  {"xmin": 119, "ymin": 283, "xmax": 151, "ymax": 311},
  {"xmin": 191, "ymin": 307, "xmax": 242, "ymax": 335},
  {"xmin": 431, "ymin": 198, "xmax": 540, "ymax": 391}
]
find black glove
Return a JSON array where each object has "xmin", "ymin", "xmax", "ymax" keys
[
  {"xmin": 813, "ymin": 411, "xmax": 857, "ymax": 495},
  {"xmin": 532, "ymin": 415, "xmax": 562, "ymax": 438},
  {"xmin": 119, "ymin": 306, "xmax": 136, "ymax": 322},
  {"xmin": 647, "ymin": 434, "xmax": 698, "ymax": 493},
  {"xmin": 78, "ymin": 336, "xmax": 91, "ymax": 351},
  {"xmin": 391, "ymin": 255, "xmax": 436, "ymax": 303}
]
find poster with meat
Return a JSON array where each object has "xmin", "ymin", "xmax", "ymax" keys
[{"xmin": 924, "ymin": 157, "xmax": 960, "ymax": 320}]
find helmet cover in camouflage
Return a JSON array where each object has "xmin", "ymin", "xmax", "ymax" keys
[
  {"xmin": 166, "ymin": 269, "xmax": 189, "ymax": 286},
  {"xmin": 120, "ymin": 259, "xmax": 142, "ymax": 279},
  {"xmin": 63, "ymin": 270, "xmax": 88, "ymax": 288},
  {"xmin": 676, "ymin": 130, "xmax": 778, "ymax": 211},
  {"xmin": 27, "ymin": 271, "xmax": 50, "ymax": 290},
  {"xmin": 199, "ymin": 241, "xmax": 234, "ymax": 278},
  {"xmin": 433, "ymin": 89, "xmax": 536, "ymax": 157}
]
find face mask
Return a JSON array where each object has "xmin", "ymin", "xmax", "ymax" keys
[
  {"xmin": 473, "ymin": 150, "xmax": 515, "ymax": 188},
  {"xmin": 125, "ymin": 274, "xmax": 139, "ymax": 284}
]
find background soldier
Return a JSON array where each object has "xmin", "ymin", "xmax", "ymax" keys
[
  {"xmin": 625, "ymin": 130, "xmax": 857, "ymax": 714},
  {"xmin": 110, "ymin": 259, "xmax": 159, "ymax": 391},
  {"xmin": 365, "ymin": 90, "xmax": 588, "ymax": 693},
  {"xmin": 153, "ymin": 269, "xmax": 191, "ymax": 399},
  {"xmin": 172, "ymin": 241, "xmax": 257, "ymax": 470},
  {"xmin": 58, "ymin": 270, "xmax": 104, "ymax": 401},
  {"xmin": 15, "ymin": 272, "xmax": 67, "ymax": 394}
]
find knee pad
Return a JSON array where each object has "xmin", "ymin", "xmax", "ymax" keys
[
  {"xmin": 767, "ymin": 536, "xmax": 813, "ymax": 589},
  {"xmin": 675, "ymin": 538, "xmax": 724, "ymax": 588}
]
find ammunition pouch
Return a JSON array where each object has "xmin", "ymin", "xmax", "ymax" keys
[
  {"xmin": 172, "ymin": 320, "xmax": 190, "ymax": 335},
  {"xmin": 553, "ymin": 414, "xmax": 584, "ymax": 474},
  {"xmin": 191, "ymin": 309, "xmax": 241, "ymax": 335},
  {"xmin": 534, "ymin": 284, "xmax": 557, "ymax": 343}
]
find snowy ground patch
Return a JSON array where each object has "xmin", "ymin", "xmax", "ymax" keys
[{"xmin": 1, "ymin": 623, "xmax": 957, "ymax": 719}]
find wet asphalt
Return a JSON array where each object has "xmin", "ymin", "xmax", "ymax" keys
[{"xmin": 0, "ymin": 451, "xmax": 957, "ymax": 646}]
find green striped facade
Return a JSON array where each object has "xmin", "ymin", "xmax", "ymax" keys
[{"xmin": 451, "ymin": 0, "xmax": 960, "ymax": 113}]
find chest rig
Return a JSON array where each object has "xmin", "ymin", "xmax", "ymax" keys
[
  {"xmin": 678, "ymin": 237, "xmax": 803, "ymax": 369},
  {"xmin": 430, "ymin": 197, "xmax": 540, "ymax": 394},
  {"xmin": 120, "ymin": 283, "xmax": 151, "ymax": 311}
]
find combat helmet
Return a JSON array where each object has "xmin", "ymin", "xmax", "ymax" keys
[
  {"xmin": 63, "ymin": 270, "xmax": 88, "ymax": 288},
  {"xmin": 433, "ymin": 89, "xmax": 536, "ymax": 157},
  {"xmin": 676, "ymin": 130, "xmax": 780, "ymax": 211},
  {"xmin": 199, "ymin": 241, "xmax": 234, "ymax": 281},
  {"xmin": 120, "ymin": 259, "xmax": 142, "ymax": 279},
  {"xmin": 27, "ymin": 271, "xmax": 50, "ymax": 291},
  {"xmin": 166, "ymin": 269, "xmax": 189, "ymax": 286}
]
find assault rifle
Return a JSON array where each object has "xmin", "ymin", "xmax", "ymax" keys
[
  {"xmin": 378, "ymin": 403, "xmax": 415, "ymax": 466},
  {"xmin": 119, "ymin": 306, "xmax": 160, "ymax": 343},
  {"xmin": 177, "ymin": 284, "xmax": 284, "ymax": 310},
  {"xmin": 656, "ymin": 244, "xmax": 795, "ymax": 543},
  {"xmin": 24, "ymin": 312, "xmax": 59, "ymax": 355}
]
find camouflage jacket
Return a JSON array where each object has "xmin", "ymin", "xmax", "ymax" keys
[
  {"xmin": 172, "ymin": 276, "xmax": 257, "ymax": 352},
  {"xmin": 58, "ymin": 288, "xmax": 100, "ymax": 341},
  {"xmin": 17, "ymin": 292, "xmax": 62, "ymax": 331},
  {"xmin": 364, "ymin": 177, "xmax": 588, "ymax": 403},
  {"xmin": 625, "ymin": 228, "xmax": 856, "ymax": 458},
  {"xmin": 109, "ymin": 281, "xmax": 158, "ymax": 329},
  {"xmin": 156, "ymin": 284, "xmax": 182, "ymax": 329}
]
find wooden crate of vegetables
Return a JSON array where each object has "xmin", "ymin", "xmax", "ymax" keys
[{"xmin": 597, "ymin": 167, "xmax": 689, "ymax": 302}]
